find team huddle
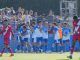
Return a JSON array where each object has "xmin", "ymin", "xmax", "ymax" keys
[{"xmin": 0, "ymin": 7, "xmax": 80, "ymax": 59}]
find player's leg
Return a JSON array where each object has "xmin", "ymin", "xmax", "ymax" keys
[
  {"xmin": 23, "ymin": 38, "xmax": 28, "ymax": 53},
  {"xmin": 7, "ymin": 45, "xmax": 14, "ymax": 56},
  {"xmin": 59, "ymin": 39, "xmax": 64, "ymax": 53},
  {"xmin": 16, "ymin": 36, "xmax": 21, "ymax": 52},
  {"xmin": 26, "ymin": 38, "xmax": 31, "ymax": 53},
  {"xmin": 0, "ymin": 39, "xmax": 9, "ymax": 56},
  {"xmin": 45, "ymin": 39, "xmax": 48, "ymax": 52},
  {"xmin": 16, "ymin": 42, "xmax": 21, "ymax": 52},
  {"xmin": 20, "ymin": 41, "xmax": 24, "ymax": 53},
  {"xmin": 22, "ymin": 42, "xmax": 26, "ymax": 53},
  {"xmin": 39, "ymin": 37, "xmax": 43, "ymax": 52},
  {"xmin": 43, "ymin": 39, "xmax": 48, "ymax": 52},
  {"xmin": 32, "ymin": 38, "xmax": 37, "ymax": 52},
  {"xmin": 0, "ymin": 43, "xmax": 9, "ymax": 56},
  {"xmin": 63, "ymin": 40, "xmax": 69, "ymax": 52},
  {"xmin": 36, "ymin": 37, "xmax": 43, "ymax": 53},
  {"xmin": 36, "ymin": 37, "xmax": 41, "ymax": 52},
  {"xmin": 62, "ymin": 40, "xmax": 66, "ymax": 52},
  {"xmin": 31, "ymin": 38, "xmax": 35, "ymax": 52},
  {"xmin": 18, "ymin": 36, "xmax": 23, "ymax": 53},
  {"xmin": 67, "ymin": 34, "xmax": 78, "ymax": 59},
  {"xmin": 0, "ymin": 47, "xmax": 5, "ymax": 56},
  {"xmin": 68, "ymin": 40, "xmax": 76, "ymax": 59},
  {"xmin": 21, "ymin": 38, "xmax": 27, "ymax": 53},
  {"xmin": 55, "ymin": 39, "xmax": 59, "ymax": 52},
  {"xmin": 66, "ymin": 39, "xmax": 70, "ymax": 52}
]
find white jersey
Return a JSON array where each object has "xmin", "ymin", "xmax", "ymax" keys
[
  {"xmin": 43, "ymin": 32, "xmax": 48, "ymax": 39},
  {"xmin": 54, "ymin": 30, "xmax": 60, "ymax": 40},
  {"xmin": 35, "ymin": 28, "xmax": 43, "ymax": 37},
  {"xmin": 20, "ymin": 28, "xmax": 30, "ymax": 40},
  {"xmin": 23, "ymin": 30, "xmax": 30, "ymax": 38},
  {"xmin": 53, "ymin": 26, "xmax": 60, "ymax": 40}
]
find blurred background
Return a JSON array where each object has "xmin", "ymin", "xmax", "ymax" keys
[{"xmin": 0, "ymin": 0, "xmax": 79, "ymax": 16}]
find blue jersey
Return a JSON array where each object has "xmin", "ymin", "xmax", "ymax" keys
[
  {"xmin": 31, "ymin": 26, "xmax": 37, "ymax": 33},
  {"xmin": 52, "ymin": 26, "xmax": 58, "ymax": 34},
  {"xmin": 31, "ymin": 25, "xmax": 38, "ymax": 38},
  {"xmin": 19, "ymin": 26, "xmax": 30, "ymax": 36},
  {"xmin": 42, "ymin": 26, "xmax": 48, "ymax": 33},
  {"xmin": 62, "ymin": 27, "xmax": 71, "ymax": 36},
  {"xmin": 62, "ymin": 27, "xmax": 71, "ymax": 40}
]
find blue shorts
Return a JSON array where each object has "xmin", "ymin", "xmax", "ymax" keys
[
  {"xmin": 54, "ymin": 39, "xmax": 62, "ymax": 44},
  {"xmin": 21, "ymin": 38, "xmax": 28, "ymax": 43},
  {"xmin": 63, "ymin": 40, "xmax": 69, "ymax": 43},
  {"xmin": 58, "ymin": 39, "xmax": 63, "ymax": 44},
  {"xmin": 31, "ymin": 38, "xmax": 34, "ymax": 42},
  {"xmin": 36, "ymin": 37, "xmax": 43, "ymax": 43},
  {"xmin": 53, "ymin": 40, "xmax": 59, "ymax": 44},
  {"xmin": 43, "ymin": 39, "xmax": 48, "ymax": 43}
]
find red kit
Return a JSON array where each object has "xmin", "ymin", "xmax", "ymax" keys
[
  {"xmin": 73, "ymin": 20, "xmax": 80, "ymax": 41},
  {"xmin": 0, "ymin": 25, "xmax": 13, "ymax": 45}
]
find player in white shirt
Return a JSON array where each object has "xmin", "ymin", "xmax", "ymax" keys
[
  {"xmin": 19, "ymin": 24, "xmax": 30, "ymax": 52},
  {"xmin": 35, "ymin": 21, "xmax": 43, "ymax": 52},
  {"xmin": 42, "ymin": 21, "xmax": 48, "ymax": 52}
]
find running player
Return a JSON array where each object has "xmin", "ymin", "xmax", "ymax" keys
[{"xmin": 68, "ymin": 16, "xmax": 80, "ymax": 59}]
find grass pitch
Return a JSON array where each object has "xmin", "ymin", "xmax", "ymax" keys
[{"xmin": 0, "ymin": 52, "xmax": 80, "ymax": 60}]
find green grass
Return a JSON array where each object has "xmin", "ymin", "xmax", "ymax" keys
[{"xmin": 0, "ymin": 52, "xmax": 80, "ymax": 60}]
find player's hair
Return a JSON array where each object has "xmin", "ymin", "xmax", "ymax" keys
[
  {"xmin": 64, "ymin": 22, "xmax": 67, "ymax": 25},
  {"xmin": 23, "ymin": 25, "xmax": 26, "ymax": 29},
  {"xmin": 32, "ymin": 22, "xmax": 35, "ymax": 25},
  {"xmin": 73, "ymin": 16, "xmax": 78, "ymax": 20},
  {"xmin": 52, "ymin": 22, "xmax": 57, "ymax": 26},
  {"xmin": 38, "ymin": 21, "xmax": 42, "ymax": 24}
]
